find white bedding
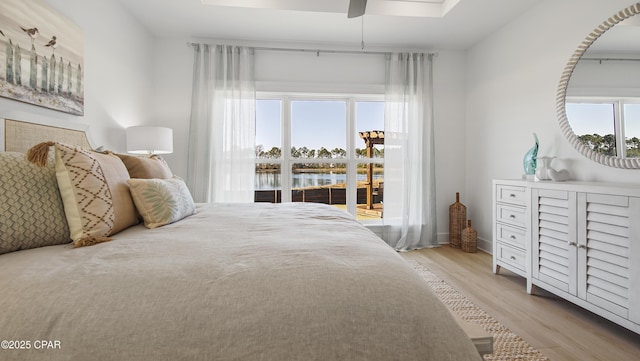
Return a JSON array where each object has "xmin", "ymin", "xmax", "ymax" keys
[{"xmin": 0, "ymin": 202, "xmax": 481, "ymax": 360}]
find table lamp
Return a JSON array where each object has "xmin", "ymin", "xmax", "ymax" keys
[{"xmin": 126, "ymin": 126, "xmax": 173, "ymax": 155}]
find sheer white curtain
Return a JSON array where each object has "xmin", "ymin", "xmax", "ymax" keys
[
  {"xmin": 187, "ymin": 44, "xmax": 256, "ymax": 203},
  {"xmin": 382, "ymin": 53, "xmax": 437, "ymax": 251}
]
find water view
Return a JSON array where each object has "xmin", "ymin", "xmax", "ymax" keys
[{"xmin": 256, "ymin": 171, "xmax": 384, "ymax": 190}]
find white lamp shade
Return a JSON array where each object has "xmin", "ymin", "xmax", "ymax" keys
[{"xmin": 126, "ymin": 126, "xmax": 173, "ymax": 154}]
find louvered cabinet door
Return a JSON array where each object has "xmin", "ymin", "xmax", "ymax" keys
[
  {"xmin": 577, "ymin": 193, "xmax": 640, "ymax": 324},
  {"xmin": 531, "ymin": 188, "xmax": 577, "ymax": 295}
]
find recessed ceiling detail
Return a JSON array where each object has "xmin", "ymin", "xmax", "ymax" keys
[
  {"xmin": 117, "ymin": 0, "xmax": 542, "ymax": 50},
  {"xmin": 200, "ymin": 0, "xmax": 460, "ymax": 18}
]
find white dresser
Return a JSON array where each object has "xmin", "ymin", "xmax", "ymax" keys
[
  {"xmin": 493, "ymin": 179, "xmax": 640, "ymax": 334},
  {"xmin": 492, "ymin": 180, "xmax": 529, "ymax": 278}
]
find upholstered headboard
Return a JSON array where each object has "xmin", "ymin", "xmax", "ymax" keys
[{"xmin": 1, "ymin": 118, "xmax": 92, "ymax": 153}]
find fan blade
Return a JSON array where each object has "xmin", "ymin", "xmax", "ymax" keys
[{"xmin": 347, "ymin": 0, "xmax": 367, "ymax": 18}]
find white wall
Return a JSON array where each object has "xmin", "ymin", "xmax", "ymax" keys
[
  {"xmin": 432, "ymin": 51, "xmax": 467, "ymax": 243},
  {"xmin": 569, "ymin": 59, "xmax": 640, "ymax": 97},
  {"xmin": 465, "ymin": 0, "xmax": 639, "ymax": 251},
  {"xmin": 151, "ymin": 40, "xmax": 467, "ymax": 241},
  {"xmin": 0, "ymin": 0, "xmax": 154, "ymax": 151}
]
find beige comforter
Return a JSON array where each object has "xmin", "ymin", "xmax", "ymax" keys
[{"xmin": 0, "ymin": 203, "xmax": 481, "ymax": 361}]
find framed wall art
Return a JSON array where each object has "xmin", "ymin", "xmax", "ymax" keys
[{"xmin": 0, "ymin": 0, "xmax": 84, "ymax": 115}]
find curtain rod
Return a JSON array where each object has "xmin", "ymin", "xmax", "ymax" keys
[
  {"xmin": 582, "ymin": 57, "xmax": 640, "ymax": 62},
  {"xmin": 186, "ymin": 42, "xmax": 437, "ymax": 57}
]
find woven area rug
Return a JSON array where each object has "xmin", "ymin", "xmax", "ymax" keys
[{"xmin": 409, "ymin": 260, "xmax": 550, "ymax": 361}]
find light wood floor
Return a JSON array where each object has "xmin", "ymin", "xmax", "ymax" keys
[{"xmin": 401, "ymin": 247, "xmax": 640, "ymax": 361}]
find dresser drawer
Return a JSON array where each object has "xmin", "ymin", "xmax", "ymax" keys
[
  {"xmin": 497, "ymin": 184, "xmax": 527, "ymax": 206},
  {"xmin": 496, "ymin": 223, "xmax": 526, "ymax": 249},
  {"xmin": 496, "ymin": 243, "xmax": 526, "ymax": 272},
  {"xmin": 496, "ymin": 203, "xmax": 527, "ymax": 228}
]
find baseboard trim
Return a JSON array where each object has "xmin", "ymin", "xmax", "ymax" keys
[{"xmin": 437, "ymin": 233, "xmax": 492, "ymax": 254}]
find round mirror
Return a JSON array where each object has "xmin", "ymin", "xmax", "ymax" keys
[{"xmin": 557, "ymin": 3, "xmax": 640, "ymax": 168}]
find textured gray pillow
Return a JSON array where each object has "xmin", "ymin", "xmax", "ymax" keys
[{"xmin": 0, "ymin": 152, "xmax": 70, "ymax": 254}]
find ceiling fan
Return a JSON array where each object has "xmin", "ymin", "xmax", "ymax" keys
[{"xmin": 347, "ymin": 0, "xmax": 367, "ymax": 18}]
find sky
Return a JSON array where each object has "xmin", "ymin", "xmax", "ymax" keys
[{"xmin": 256, "ymin": 99, "xmax": 384, "ymax": 151}]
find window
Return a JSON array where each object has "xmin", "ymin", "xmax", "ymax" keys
[
  {"xmin": 566, "ymin": 98, "xmax": 640, "ymax": 158},
  {"xmin": 255, "ymin": 94, "xmax": 384, "ymax": 222},
  {"xmin": 624, "ymin": 103, "xmax": 640, "ymax": 157}
]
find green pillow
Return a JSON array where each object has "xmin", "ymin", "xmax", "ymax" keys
[
  {"xmin": 128, "ymin": 178, "xmax": 196, "ymax": 228},
  {"xmin": 0, "ymin": 152, "xmax": 70, "ymax": 254}
]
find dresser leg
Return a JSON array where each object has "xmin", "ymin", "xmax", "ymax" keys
[
  {"xmin": 493, "ymin": 264, "xmax": 501, "ymax": 274},
  {"xmin": 526, "ymin": 281, "xmax": 536, "ymax": 295}
]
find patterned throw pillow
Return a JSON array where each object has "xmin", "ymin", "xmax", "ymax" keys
[
  {"xmin": 115, "ymin": 153, "xmax": 174, "ymax": 179},
  {"xmin": 0, "ymin": 152, "xmax": 70, "ymax": 254},
  {"xmin": 128, "ymin": 178, "xmax": 196, "ymax": 228},
  {"xmin": 52, "ymin": 143, "xmax": 139, "ymax": 246}
]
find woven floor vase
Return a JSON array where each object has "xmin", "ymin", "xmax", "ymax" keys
[
  {"xmin": 449, "ymin": 192, "xmax": 466, "ymax": 248},
  {"xmin": 461, "ymin": 220, "xmax": 477, "ymax": 253}
]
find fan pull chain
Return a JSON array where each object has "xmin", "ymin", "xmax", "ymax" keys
[{"xmin": 361, "ymin": 16, "xmax": 365, "ymax": 50}]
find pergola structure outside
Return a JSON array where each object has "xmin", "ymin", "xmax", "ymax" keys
[{"xmin": 358, "ymin": 130, "xmax": 384, "ymax": 210}]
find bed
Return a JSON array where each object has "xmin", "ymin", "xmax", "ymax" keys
[{"xmin": 0, "ymin": 119, "xmax": 482, "ymax": 361}]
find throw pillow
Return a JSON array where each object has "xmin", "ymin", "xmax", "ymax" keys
[
  {"xmin": 0, "ymin": 152, "xmax": 70, "ymax": 254},
  {"xmin": 28, "ymin": 142, "xmax": 139, "ymax": 247},
  {"xmin": 128, "ymin": 178, "xmax": 196, "ymax": 228},
  {"xmin": 115, "ymin": 153, "xmax": 173, "ymax": 179}
]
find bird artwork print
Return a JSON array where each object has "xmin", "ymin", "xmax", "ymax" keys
[
  {"xmin": 0, "ymin": 0, "xmax": 85, "ymax": 116},
  {"xmin": 45, "ymin": 35, "xmax": 56, "ymax": 47},
  {"xmin": 45, "ymin": 35, "xmax": 57, "ymax": 53},
  {"xmin": 20, "ymin": 26, "xmax": 39, "ymax": 45}
]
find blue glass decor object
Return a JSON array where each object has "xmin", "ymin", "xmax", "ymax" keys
[{"xmin": 523, "ymin": 133, "xmax": 539, "ymax": 175}]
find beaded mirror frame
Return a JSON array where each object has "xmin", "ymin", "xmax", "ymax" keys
[{"xmin": 556, "ymin": 3, "xmax": 640, "ymax": 169}]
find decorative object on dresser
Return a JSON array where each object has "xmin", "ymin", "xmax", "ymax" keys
[
  {"xmin": 461, "ymin": 220, "xmax": 477, "ymax": 253},
  {"xmin": 493, "ymin": 179, "xmax": 640, "ymax": 335},
  {"xmin": 535, "ymin": 156, "xmax": 553, "ymax": 181},
  {"xmin": 536, "ymin": 156, "xmax": 571, "ymax": 182},
  {"xmin": 449, "ymin": 192, "xmax": 466, "ymax": 248},
  {"xmin": 522, "ymin": 133, "xmax": 538, "ymax": 179},
  {"xmin": 548, "ymin": 167, "xmax": 570, "ymax": 182}
]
